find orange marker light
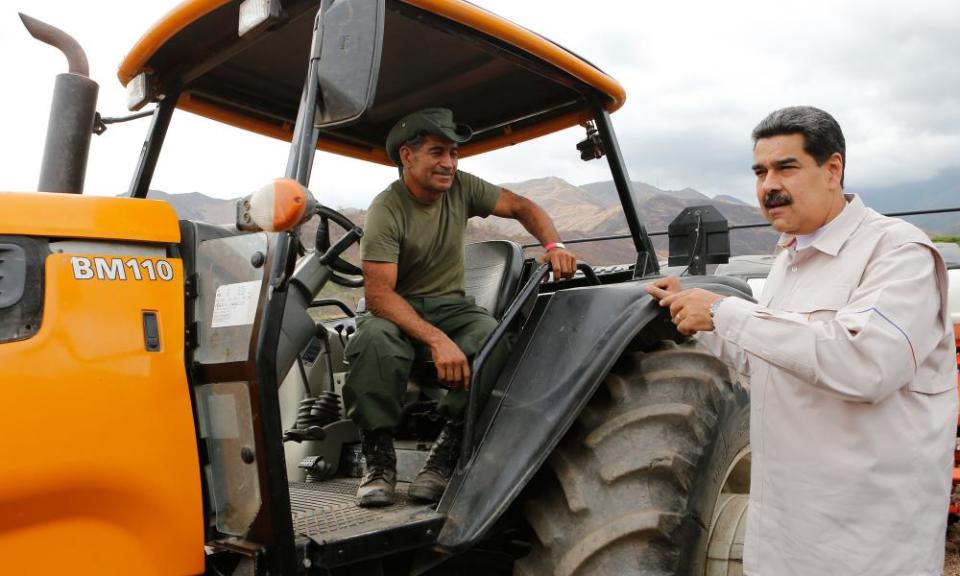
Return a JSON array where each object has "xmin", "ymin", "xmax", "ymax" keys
[{"xmin": 244, "ymin": 178, "xmax": 316, "ymax": 232}]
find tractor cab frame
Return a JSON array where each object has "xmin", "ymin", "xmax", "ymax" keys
[{"xmin": 119, "ymin": 5, "xmax": 676, "ymax": 570}]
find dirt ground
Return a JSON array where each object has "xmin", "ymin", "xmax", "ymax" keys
[{"xmin": 946, "ymin": 523, "xmax": 960, "ymax": 575}]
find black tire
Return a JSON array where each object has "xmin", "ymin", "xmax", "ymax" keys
[{"xmin": 515, "ymin": 341, "xmax": 750, "ymax": 576}]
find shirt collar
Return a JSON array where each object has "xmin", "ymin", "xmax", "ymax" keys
[
  {"xmin": 777, "ymin": 193, "xmax": 867, "ymax": 257},
  {"xmin": 794, "ymin": 222, "xmax": 831, "ymax": 250},
  {"xmin": 392, "ymin": 177, "xmax": 440, "ymax": 208}
]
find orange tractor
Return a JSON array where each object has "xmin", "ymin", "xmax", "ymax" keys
[
  {"xmin": 1, "ymin": 2, "xmax": 757, "ymax": 574},
  {"xmin": 5, "ymin": 1, "xmax": 958, "ymax": 574},
  {"xmin": 4, "ymin": 1, "xmax": 957, "ymax": 573}
]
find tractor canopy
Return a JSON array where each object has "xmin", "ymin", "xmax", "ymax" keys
[{"xmin": 118, "ymin": 0, "xmax": 626, "ymax": 165}]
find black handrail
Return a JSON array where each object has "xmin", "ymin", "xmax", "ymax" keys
[
  {"xmin": 309, "ymin": 298, "xmax": 356, "ymax": 318},
  {"xmin": 460, "ymin": 263, "xmax": 552, "ymax": 468},
  {"xmin": 577, "ymin": 261, "xmax": 600, "ymax": 285},
  {"xmin": 885, "ymin": 207, "xmax": 960, "ymax": 218},
  {"xmin": 521, "ymin": 206, "xmax": 960, "ymax": 249}
]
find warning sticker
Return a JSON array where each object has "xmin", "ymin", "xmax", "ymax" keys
[{"xmin": 211, "ymin": 280, "xmax": 261, "ymax": 328}]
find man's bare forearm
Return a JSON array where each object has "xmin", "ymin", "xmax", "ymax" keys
[
  {"xmin": 492, "ymin": 189, "xmax": 576, "ymax": 277},
  {"xmin": 366, "ymin": 289, "xmax": 444, "ymax": 346}
]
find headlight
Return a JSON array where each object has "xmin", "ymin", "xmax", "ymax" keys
[
  {"xmin": 125, "ymin": 72, "xmax": 152, "ymax": 111},
  {"xmin": 238, "ymin": 0, "xmax": 282, "ymax": 37}
]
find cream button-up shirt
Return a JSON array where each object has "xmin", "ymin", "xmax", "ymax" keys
[{"xmin": 696, "ymin": 194, "xmax": 957, "ymax": 576}]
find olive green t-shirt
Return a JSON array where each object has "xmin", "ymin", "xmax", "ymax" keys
[{"xmin": 360, "ymin": 171, "xmax": 501, "ymax": 298}]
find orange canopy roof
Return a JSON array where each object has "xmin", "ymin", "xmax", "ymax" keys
[{"xmin": 118, "ymin": 0, "xmax": 627, "ymax": 165}]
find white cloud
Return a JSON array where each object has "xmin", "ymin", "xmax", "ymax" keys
[{"xmin": 2, "ymin": 0, "xmax": 958, "ymax": 209}]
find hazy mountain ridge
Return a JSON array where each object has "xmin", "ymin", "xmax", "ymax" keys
[
  {"xmin": 147, "ymin": 190, "xmax": 237, "ymax": 224},
  {"xmin": 470, "ymin": 178, "xmax": 778, "ymax": 262},
  {"xmin": 149, "ymin": 175, "xmax": 954, "ymax": 266},
  {"xmin": 850, "ymin": 168, "xmax": 960, "ymax": 235}
]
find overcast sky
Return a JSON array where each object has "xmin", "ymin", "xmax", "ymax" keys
[{"xmin": 2, "ymin": 0, "xmax": 958, "ymax": 209}]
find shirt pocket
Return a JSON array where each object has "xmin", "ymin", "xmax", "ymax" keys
[{"xmin": 790, "ymin": 283, "xmax": 852, "ymax": 323}]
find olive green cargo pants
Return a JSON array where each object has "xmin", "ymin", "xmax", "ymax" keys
[{"xmin": 342, "ymin": 295, "xmax": 510, "ymax": 432}]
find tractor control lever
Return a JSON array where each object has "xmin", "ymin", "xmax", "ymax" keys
[{"xmin": 283, "ymin": 426, "xmax": 326, "ymax": 443}]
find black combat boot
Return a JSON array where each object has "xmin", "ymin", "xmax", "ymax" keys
[
  {"xmin": 356, "ymin": 429, "xmax": 397, "ymax": 507},
  {"xmin": 408, "ymin": 420, "xmax": 463, "ymax": 503}
]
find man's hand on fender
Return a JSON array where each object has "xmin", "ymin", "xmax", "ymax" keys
[
  {"xmin": 645, "ymin": 276, "xmax": 723, "ymax": 336},
  {"xmin": 429, "ymin": 333, "xmax": 471, "ymax": 390},
  {"xmin": 541, "ymin": 248, "xmax": 577, "ymax": 280}
]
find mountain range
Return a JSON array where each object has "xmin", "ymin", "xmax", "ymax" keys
[
  {"xmin": 467, "ymin": 177, "xmax": 776, "ymax": 264},
  {"xmin": 147, "ymin": 175, "xmax": 956, "ymax": 267},
  {"xmin": 847, "ymin": 168, "xmax": 960, "ymax": 235}
]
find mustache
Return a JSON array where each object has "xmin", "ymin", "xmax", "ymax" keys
[{"xmin": 763, "ymin": 191, "xmax": 792, "ymax": 209}]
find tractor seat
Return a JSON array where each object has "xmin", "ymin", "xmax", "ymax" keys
[
  {"xmin": 355, "ymin": 240, "xmax": 524, "ymax": 319},
  {"xmin": 352, "ymin": 240, "xmax": 524, "ymax": 386},
  {"xmin": 463, "ymin": 240, "xmax": 524, "ymax": 320},
  {"xmin": 407, "ymin": 240, "xmax": 523, "ymax": 389}
]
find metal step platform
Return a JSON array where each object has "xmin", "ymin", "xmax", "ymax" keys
[{"xmin": 291, "ymin": 479, "xmax": 444, "ymax": 568}]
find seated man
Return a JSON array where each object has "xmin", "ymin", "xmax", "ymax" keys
[{"xmin": 344, "ymin": 108, "xmax": 577, "ymax": 507}]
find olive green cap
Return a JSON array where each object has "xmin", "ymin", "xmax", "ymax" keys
[{"xmin": 385, "ymin": 108, "xmax": 473, "ymax": 166}]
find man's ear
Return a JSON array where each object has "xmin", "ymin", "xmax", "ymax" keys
[
  {"xmin": 398, "ymin": 145, "xmax": 411, "ymax": 168},
  {"xmin": 827, "ymin": 152, "xmax": 844, "ymax": 187}
]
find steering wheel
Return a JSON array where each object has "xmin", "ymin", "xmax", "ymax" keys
[{"xmin": 314, "ymin": 205, "xmax": 364, "ymax": 287}]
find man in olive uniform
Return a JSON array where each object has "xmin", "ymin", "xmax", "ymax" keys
[{"xmin": 344, "ymin": 108, "xmax": 577, "ymax": 506}]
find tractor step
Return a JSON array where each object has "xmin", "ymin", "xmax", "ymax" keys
[{"xmin": 291, "ymin": 479, "xmax": 444, "ymax": 567}]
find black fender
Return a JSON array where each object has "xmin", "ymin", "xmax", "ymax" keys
[{"xmin": 436, "ymin": 275, "xmax": 751, "ymax": 551}]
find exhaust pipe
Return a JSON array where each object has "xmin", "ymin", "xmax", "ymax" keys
[{"xmin": 20, "ymin": 13, "xmax": 98, "ymax": 194}]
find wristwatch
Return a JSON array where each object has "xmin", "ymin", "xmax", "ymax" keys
[
  {"xmin": 544, "ymin": 241, "xmax": 566, "ymax": 252},
  {"xmin": 709, "ymin": 297, "xmax": 725, "ymax": 320}
]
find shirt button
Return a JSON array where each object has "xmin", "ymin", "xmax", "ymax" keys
[{"xmin": 790, "ymin": 266, "xmax": 798, "ymax": 272}]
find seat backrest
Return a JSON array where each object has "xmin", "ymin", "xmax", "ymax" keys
[
  {"xmin": 464, "ymin": 240, "xmax": 524, "ymax": 319},
  {"xmin": 354, "ymin": 240, "xmax": 524, "ymax": 318}
]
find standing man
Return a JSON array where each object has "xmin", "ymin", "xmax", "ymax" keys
[
  {"xmin": 344, "ymin": 108, "xmax": 577, "ymax": 507},
  {"xmin": 647, "ymin": 106, "xmax": 957, "ymax": 574}
]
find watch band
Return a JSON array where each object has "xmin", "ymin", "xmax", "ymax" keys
[
  {"xmin": 709, "ymin": 297, "xmax": 725, "ymax": 319},
  {"xmin": 544, "ymin": 241, "xmax": 566, "ymax": 252}
]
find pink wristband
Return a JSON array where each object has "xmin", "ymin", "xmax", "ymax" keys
[{"xmin": 544, "ymin": 241, "xmax": 565, "ymax": 252}]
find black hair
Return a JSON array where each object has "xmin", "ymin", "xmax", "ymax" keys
[
  {"xmin": 401, "ymin": 133, "xmax": 426, "ymax": 153},
  {"xmin": 752, "ymin": 106, "xmax": 846, "ymax": 187},
  {"xmin": 396, "ymin": 134, "xmax": 425, "ymax": 175}
]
